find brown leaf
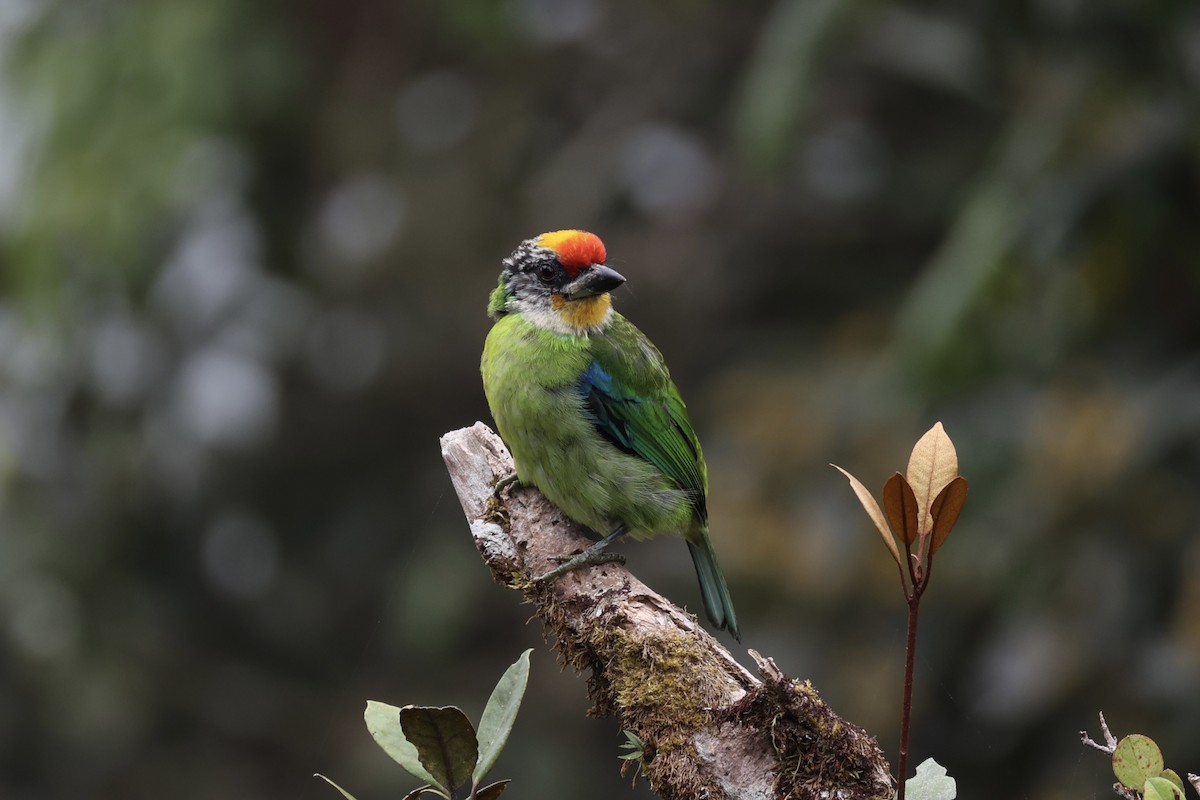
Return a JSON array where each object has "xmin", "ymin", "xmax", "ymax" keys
[
  {"xmin": 401, "ymin": 787, "xmax": 439, "ymax": 800},
  {"xmin": 883, "ymin": 472, "xmax": 919, "ymax": 545},
  {"xmin": 906, "ymin": 422, "xmax": 959, "ymax": 537},
  {"xmin": 929, "ymin": 476, "xmax": 968, "ymax": 555},
  {"xmin": 475, "ymin": 779, "xmax": 511, "ymax": 800},
  {"xmin": 832, "ymin": 465, "xmax": 901, "ymax": 567}
]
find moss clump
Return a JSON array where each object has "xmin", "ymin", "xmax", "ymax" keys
[
  {"xmin": 598, "ymin": 623, "xmax": 725, "ymax": 737},
  {"xmin": 725, "ymin": 674, "xmax": 888, "ymax": 798},
  {"xmin": 596, "ymin": 621, "xmax": 735, "ymax": 797},
  {"xmin": 483, "ymin": 489, "xmax": 511, "ymax": 529},
  {"xmin": 534, "ymin": 587, "xmax": 738, "ymax": 798}
]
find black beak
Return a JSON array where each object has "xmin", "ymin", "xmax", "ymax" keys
[{"xmin": 561, "ymin": 264, "xmax": 626, "ymax": 299}]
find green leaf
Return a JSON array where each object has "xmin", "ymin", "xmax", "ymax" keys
[
  {"xmin": 400, "ymin": 705, "xmax": 479, "ymax": 794},
  {"xmin": 364, "ymin": 701, "xmax": 443, "ymax": 791},
  {"xmin": 619, "ymin": 730, "xmax": 645, "ymax": 760},
  {"xmin": 1144, "ymin": 776, "xmax": 1183, "ymax": 800},
  {"xmin": 474, "ymin": 649, "xmax": 531, "ymax": 785},
  {"xmin": 1113, "ymin": 734, "xmax": 1164, "ymax": 789},
  {"xmin": 905, "ymin": 758, "xmax": 957, "ymax": 800},
  {"xmin": 475, "ymin": 779, "xmax": 511, "ymax": 800},
  {"xmin": 313, "ymin": 773, "xmax": 359, "ymax": 800},
  {"xmin": 1161, "ymin": 769, "xmax": 1186, "ymax": 793}
]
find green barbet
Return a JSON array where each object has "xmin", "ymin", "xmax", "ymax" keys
[{"xmin": 480, "ymin": 230, "xmax": 739, "ymax": 640}]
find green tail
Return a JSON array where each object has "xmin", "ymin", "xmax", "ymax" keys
[{"xmin": 687, "ymin": 534, "xmax": 740, "ymax": 641}]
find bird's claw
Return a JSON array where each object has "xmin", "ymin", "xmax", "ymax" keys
[
  {"xmin": 551, "ymin": 552, "xmax": 626, "ymax": 566},
  {"xmin": 535, "ymin": 550, "xmax": 626, "ymax": 583},
  {"xmin": 491, "ymin": 471, "xmax": 521, "ymax": 501}
]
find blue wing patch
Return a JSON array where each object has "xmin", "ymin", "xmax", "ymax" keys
[
  {"xmin": 576, "ymin": 358, "xmax": 706, "ymax": 519},
  {"xmin": 578, "ymin": 360, "xmax": 638, "ymax": 457}
]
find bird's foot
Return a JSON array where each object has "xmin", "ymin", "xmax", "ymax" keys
[
  {"xmin": 534, "ymin": 525, "xmax": 628, "ymax": 583},
  {"xmin": 534, "ymin": 548, "xmax": 626, "ymax": 583},
  {"xmin": 491, "ymin": 471, "xmax": 521, "ymax": 500}
]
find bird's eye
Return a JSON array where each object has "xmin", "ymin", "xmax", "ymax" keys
[{"xmin": 536, "ymin": 263, "xmax": 558, "ymax": 283}]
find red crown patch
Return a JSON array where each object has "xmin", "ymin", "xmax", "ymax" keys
[{"xmin": 536, "ymin": 230, "xmax": 607, "ymax": 277}]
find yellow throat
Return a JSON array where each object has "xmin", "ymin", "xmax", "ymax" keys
[{"xmin": 550, "ymin": 292, "xmax": 612, "ymax": 332}]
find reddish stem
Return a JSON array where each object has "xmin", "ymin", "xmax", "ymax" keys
[
  {"xmin": 895, "ymin": 592, "xmax": 920, "ymax": 800},
  {"xmin": 896, "ymin": 553, "xmax": 932, "ymax": 800}
]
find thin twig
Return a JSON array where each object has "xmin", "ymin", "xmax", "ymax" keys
[{"xmin": 1080, "ymin": 712, "xmax": 1117, "ymax": 754}]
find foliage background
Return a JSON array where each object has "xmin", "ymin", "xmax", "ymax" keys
[{"xmin": 1, "ymin": 1, "xmax": 1197, "ymax": 798}]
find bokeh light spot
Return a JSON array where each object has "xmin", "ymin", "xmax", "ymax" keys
[
  {"xmin": 395, "ymin": 71, "xmax": 479, "ymax": 152},
  {"xmin": 6, "ymin": 573, "xmax": 81, "ymax": 662},
  {"xmin": 512, "ymin": 0, "xmax": 600, "ymax": 44},
  {"xmin": 318, "ymin": 175, "xmax": 407, "ymax": 266},
  {"xmin": 172, "ymin": 347, "xmax": 279, "ymax": 451},
  {"xmin": 799, "ymin": 118, "xmax": 886, "ymax": 205},
  {"xmin": 201, "ymin": 511, "xmax": 279, "ymax": 601},
  {"xmin": 619, "ymin": 124, "xmax": 719, "ymax": 219},
  {"xmin": 304, "ymin": 307, "xmax": 387, "ymax": 394}
]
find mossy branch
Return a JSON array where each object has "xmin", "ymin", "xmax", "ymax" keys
[{"xmin": 440, "ymin": 422, "xmax": 893, "ymax": 800}]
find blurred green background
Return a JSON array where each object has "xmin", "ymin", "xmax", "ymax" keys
[{"xmin": 1, "ymin": 1, "xmax": 1198, "ymax": 798}]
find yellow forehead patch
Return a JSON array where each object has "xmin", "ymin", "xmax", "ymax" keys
[{"xmin": 536, "ymin": 230, "xmax": 582, "ymax": 251}]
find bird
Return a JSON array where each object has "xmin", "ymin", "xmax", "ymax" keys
[{"xmin": 480, "ymin": 229, "xmax": 739, "ymax": 640}]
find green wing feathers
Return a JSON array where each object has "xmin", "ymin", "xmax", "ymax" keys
[{"xmin": 582, "ymin": 318, "xmax": 707, "ymax": 516}]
